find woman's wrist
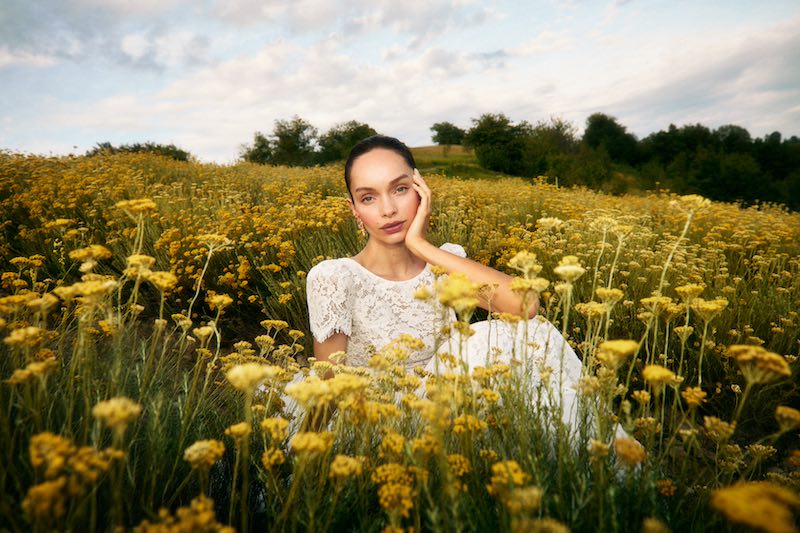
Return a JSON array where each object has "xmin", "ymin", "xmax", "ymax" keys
[{"xmin": 405, "ymin": 236, "xmax": 434, "ymax": 260}]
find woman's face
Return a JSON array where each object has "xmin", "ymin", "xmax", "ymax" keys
[{"xmin": 348, "ymin": 148, "xmax": 420, "ymax": 245}]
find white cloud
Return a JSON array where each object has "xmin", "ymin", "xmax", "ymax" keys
[
  {"xmin": 120, "ymin": 33, "xmax": 150, "ymax": 60},
  {"xmin": 0, "ymin": 46, "xmax": 58, "ymax": 68}
]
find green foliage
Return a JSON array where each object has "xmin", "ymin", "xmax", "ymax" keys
[
  {"xmin": 270, "ymin": 116, "xmax": 319, "ymax": 166},
  {"xmin": 240, "ymin": 116, "xmax": 319, "ymax": 166},
  {"xmin": 583, "ymin": 113, "xmax": 639, "ymax": 166},
  {"xmin": 463, "ymin": 113, "xmax": 534, "ymax": 175},
  {"xmin": 241, "ymin": 118, "xmax": 379, "ymax": 166},
  {"xmin": 240, "ymin": 132, "xmax": 273, "ymax": 164},
  {"xmin": 86, "ymin": 141, "xmax": 192, "ymax": 162},
  {"xmin": 317, "ymin": 120, "xmax": 377, "ymax": 164},
  {"xmin": 430, "ymin": 121, "xmax": 466, "ymax": 146}
]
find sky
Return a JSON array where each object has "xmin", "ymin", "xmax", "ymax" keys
[{"xmin": 1, "ymin": 0, "xmax": 798, "ymax": 163}]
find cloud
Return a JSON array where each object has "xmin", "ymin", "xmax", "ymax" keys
[
  {"xmin": 0, "ymin": 0, "xmax": 195, "ymax": 67},
  {"xmin": 0, "ymin": 46, "xmax": 58, "ymax": 68},
  {"xmin": 216, "ymin": 0, "xmax": 492, "ymax": 49},
  {"xmin": 118, "ymin": 31, "xmax": 210, "ymax": 68},
  {"xmin": 589, "ymin": 18, "xmax": 800, "ymax": 137},
  {"xmin": 508, "ymin": 31, "xmax": 573, "ymax": 56}
]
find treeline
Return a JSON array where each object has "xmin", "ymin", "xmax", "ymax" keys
[
  {"xmin": 86, "ymin": 141, "xmax": 192, "ymax": 162},
  {"xmin": 86, "ymin": 112, "xmax": 800, "ymax": 210},
  {"xmin": 239, "ymin": 117, "xmax": 377, "ymax": 166},
  {"xmin": 445, "ymin": 113, "xmax": 800, "ymax": 209}
]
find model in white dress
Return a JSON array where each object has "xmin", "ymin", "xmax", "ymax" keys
[{"xmin": 305, "ymin": 242, "xmax": 586, "ymax": 434}]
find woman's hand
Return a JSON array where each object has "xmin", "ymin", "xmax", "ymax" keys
[{"xmin": 405, "ymin": 168, "xmax": 431, "ymax": 253}]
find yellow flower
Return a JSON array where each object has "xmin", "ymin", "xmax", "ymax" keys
[
  {"xmin": 587, "ymin": 439, "xmax": 610, "ymax": 463},
  {"xmin": 290, "ymin": 431, "xmax": 333, "ymax": 457},
  {"xmin": 505, "ymin": 486, "xmax": 544, "ymax": 515},
  {"xmin": 329, "ymin": 454, "xmax": 363, "ymax": 479},
  {"xmin": 447, "ymin": 454, "xmax": 472, "ymax": 477},
  {"xmin": 775, "ymin": 406, "xmax": 800, "ymax": 433},
  {"xmin": 261, "ymin": 447, "xmax": 285, "ymax": 469},
  {"xmin": 372, "ymin": 463, "xmax": 414, "ymax": 486},
  {"xmin": 22, "ymin": 477, "xmax": 69, "ymax": 523},
  {"xmin": 261, "ymin": 447, "xmax": 286, "ymax": 470},
  {"xmin": 596, "ymin": 340, "xmax": 638, "ymax": 369},
  {"xmin": 379, "ymin": 431, "xmax": 405, "ymax": 459},
  {"xmin": 133, "ymin": 495, "xmax": 235, "ymax": 533},
  {"xmin": 710, "ymin": 481, "xmax": 800, "ymax": 533},
  {"xmin": 674, "ymin": 283, "xmax": 704, "ymax": 304},
  {"xmin": 507, "ymin": 251, "xmax": 543, "ymax": 277},
  {"xmin": 690, "ymin": 297, "xmax": 728, "ymax": 322},
  {"xmin": 225, "ymin": 363, "xmax": 279, "ymax": 394},
  {"xmin": 703, "ymin": 416, "xmax": 736, "ymax": 442},
  {"xmin": 536, "ymin": 217, "xmax": 563, "ymax": 231},
  {"xmin": 436, "ymin": 271, "xmax": 480, "ymax": 317},
  {"xmin": 145, "ymin": 271, "xmax": 178, "ymax": 291},
  {"xmin": 261, "ymin": 417, "xmax": 290, "ymax": 442},
  {"xmin": 641, "ymin": 517, "xmax": 671, "ymax": 533},
  {"xmin": 681, "ymin": 386, "xmax": 706, "ymax": 408},
  {"xmin": 673, "ymin": 325, "xmax": 694, "ymax": 343},
  {"xmin": 92, "ymin": 397, "xmax": 142, "ymax": 430},
  {"xmin": 115, "ymin": 198, "xmax": 157, "ymax": 213},
  {"xmin": 452, "ymin": 414, "xmax": 488, "ymax": 435},
  {"xmin": 378, "ymin": 483, "xmax": 414, "ymax": 518},
  {"xmin": 224, "ymin": 422, "xmax": 252, "ymax": 443},
  {"xmin": 641, "ymin": 365, "xmax": 678, "ymax": 394},
  {"xmin": 183, "ymin": 440, "xmax": 225, "ymax": 470},
  {"xmin": 206, "ymin": 292, "xmax": 233, "ymax": 311},
  {"xmin": 487, "ymin": 460, "xmax": 530, "ymax": 496},
  {"xmin": 656, "ymin": 479, "xmax": 677, "ymax": 497},
  {"xmin": 68, "ymin": 244, "xmax": 112, "ymax": 262},
  {"xmin": 553, "ymin": 255, "xmax": 585, "ymax": 282},
  {"xmin": 614, "ymin": 437, "xmax": 646, "ymax": 467},
  {"xmin": 260, "ymin": 319, "xmax": 289, "ymax": 331},
  {"xmin": 596, "ymin": 287, "xmax": 624, "ymax": 305},
  {"xmin": 726, "ymin": 345, "xmax": 791, "ymax": 385},
  {"xmin": 5, "ymin": 358, "xmax": 58, "ymax": 385}
]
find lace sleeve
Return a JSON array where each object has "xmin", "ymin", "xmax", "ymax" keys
[
  {"xmin": 440, "ymin": 242, "xmax": 467, "ymax": 258},
  {"xmin": 305, "ymin": 260, "xmax": 352, "ymax": 343}
]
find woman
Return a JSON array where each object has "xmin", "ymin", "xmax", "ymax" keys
[{"xmin": 305, "ymin": 135, "xmax": 586, "ymax": 433}]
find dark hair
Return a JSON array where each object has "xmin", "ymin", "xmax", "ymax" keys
[{"xmin": 344, "ymin": 135, "xmax": 416, "ymax": 197}]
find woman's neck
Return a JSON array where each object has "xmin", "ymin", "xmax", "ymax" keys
[{"xmin": 352, "ymin": 240, "xmax": 426, "ymax": 280}]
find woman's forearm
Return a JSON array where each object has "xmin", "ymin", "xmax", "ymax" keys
[{"xmin": 407, "ymin": 239, "xmax": 538, "ymax": 318}]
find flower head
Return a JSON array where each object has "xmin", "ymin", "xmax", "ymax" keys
[{"xmin": 183, "ymin": 440, "xmax": 225, "ymax": 470}]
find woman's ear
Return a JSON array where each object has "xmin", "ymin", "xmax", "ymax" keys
[{"xmin": 347, "ymin": 197, "xmax": 358, "ymax": 218}]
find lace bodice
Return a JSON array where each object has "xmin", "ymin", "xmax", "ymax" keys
[{"xmin": 306, "ymin": 243, "xmax": 466, "ymax": 368}]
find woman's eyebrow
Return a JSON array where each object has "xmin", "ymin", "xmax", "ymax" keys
[{"xmin": 354, "ymin": 174, "xmax": 410, "ymax": 192}]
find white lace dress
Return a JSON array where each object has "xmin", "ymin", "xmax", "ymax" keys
[{"xmin": 305, "ymin": 243, "xmax": 587, "ymax": 433}]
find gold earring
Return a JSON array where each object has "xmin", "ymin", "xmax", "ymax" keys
[{"xmin": 356, "ymin": 218, "xmax": 366, "ymax": 237}]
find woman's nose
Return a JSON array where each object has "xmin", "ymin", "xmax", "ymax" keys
[{"xmin": 381, "ymin": 197, "xmax": 397, "ymax": 216}]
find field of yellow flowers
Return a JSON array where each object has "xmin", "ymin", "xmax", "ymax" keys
[{"xmin": 1, "ymin": 151, "xmax": 799, "ymax": 532}]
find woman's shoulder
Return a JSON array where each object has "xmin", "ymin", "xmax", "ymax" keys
[{"xmin": 306, "ymin": 257, "xmax": 354, "ymax": 280}]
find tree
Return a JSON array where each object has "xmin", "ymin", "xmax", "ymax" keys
[
  {"xmin": 715, "ymin": 124, "xmax": 752, "ymax": 154},
  {"xmin": 240, "ymin": 116, "xmax": 319, "ymax": 166},
  {"xmin": 430, "ymin": 122, "xmax": 466, "ymax": 146},
  {"xmin": 463, "ymin": 113, "xmax": 533, "ymax": 175},
  {"xmin": 317, "ymin": 121, "xmax": 377, "ymax": 164},
  {"xmin": 583, "ymin": 113, "xmax": 639, "ymax": 166},
  {"xmin": 239, "ymin": 132, "xmax": 272, "ymax": 164},
  {"xmin": 271, "ymin": 116, "xmax": 318, "ymax": 166},
  {"xmin": 522, "ymin": 117, "xmax": 580, "ymax": 175}
]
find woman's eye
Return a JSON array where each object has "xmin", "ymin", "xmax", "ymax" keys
[
  {"xmin": 396, "ymin": 186, "xmax": 409, "ymax": 193},
  {"xmin": 361, "ymin": 196, "xmax": 374, "ymax": 203}
]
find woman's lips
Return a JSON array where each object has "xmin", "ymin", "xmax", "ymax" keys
[{"xmin": 381, "ymin": 221, "xmax": 404, "ymax": 234}]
